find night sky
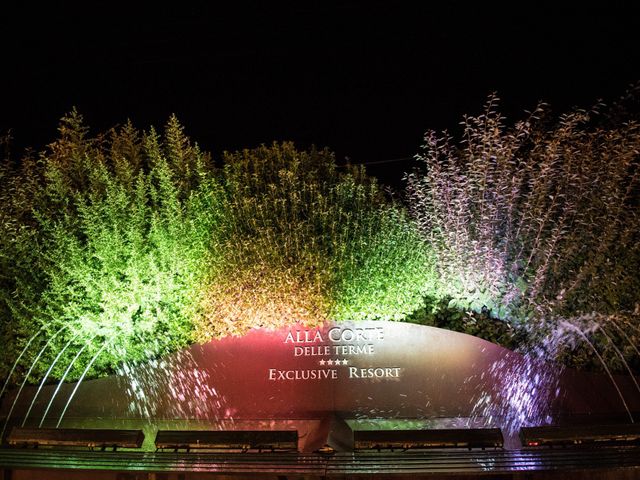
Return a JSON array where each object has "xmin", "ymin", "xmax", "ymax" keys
[{"xmin": 2, "ymin": 1, "xmax": 639, "ymax": 187}]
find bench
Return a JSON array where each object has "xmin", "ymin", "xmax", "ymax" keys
[
  {"xmin": 155, "ymin": 430, "xmax": 299, "ymax": 452},
  {"xmin": 520, "ymin": 424, "xmax": 640, "ymax": 447},
  {"xmin": 7, "ymin": 427, "xmax": 144, "ymax": 451},
  {"xmin": 353, "ymin": 428, "xmax": 504, "ymax": 451}
]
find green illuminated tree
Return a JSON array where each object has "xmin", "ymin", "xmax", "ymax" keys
[
  {"xmin": 1, "ymin": 120, "xmax": 432, "ymax": 382},
  {"xmin": 196, "ymin": 142, "xmax": 433, "ymax": 338},
  {"xmin": 0, "ymin": 113, "xmax": 226, "ymax": 381}
]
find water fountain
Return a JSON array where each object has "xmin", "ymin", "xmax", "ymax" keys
[
  {"xmin": 0, "ymin": 110, "xmax": 638, "ymax": 469},
  {"xmin": 21, "ymin": 333, "xmax": 79, "ymax": 427}
]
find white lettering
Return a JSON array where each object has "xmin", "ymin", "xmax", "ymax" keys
[
  {"xmin": 333, "ymin": 344, "xmax": 374, "ymax": 355},
  {"xmin": 328, "ymin": 327, "xmax": 342, "ymax": 342},
  {"xmin": 294, "ymin": 345, "xmax": 332, "ymax": 356},
  {"xmin": 267, "ymin": 369, "xmax": 338, "ymax": 380},
  {"xmin": 327, "ymin": 326, "xmax": 385, "ymax": 343},
  {"xmin": 284, "ymin": 329, "xmax": 324, "ymax": 344},
  {"xmin": 348, "ymin": 366, "xmax": 402, "ymax": 379}
]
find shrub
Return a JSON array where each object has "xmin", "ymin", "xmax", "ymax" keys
[
  {"xmin": 195, "ymin": 142, "xmax": 433, "ymax": 338},
  {"xmin": 0, "ymin": 112, "xmax": 225, "ymax": 381},
  {"xmin": 405, "ymin": 95, "xmax": 640, "ymax": 370}
]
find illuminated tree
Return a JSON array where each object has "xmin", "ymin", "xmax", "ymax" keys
[
  {"xmin": 196, "ymin": 142, "xmax": 433, "ymax": 339},
  {"xmin": 0, "ymin": 112, "xmax": 225, "ymax": 381},
  {"xmin": 0, "ymin": 120, "xmax": 432, "ymax": 382},
  {"xmin": 406, "ymin": 95, "xmax": 640, "ymax": 370}
]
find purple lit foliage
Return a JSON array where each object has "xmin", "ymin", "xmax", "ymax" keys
[{"xmin": 407, "ymin": 94, "xmax": 640, "ymax": 426}]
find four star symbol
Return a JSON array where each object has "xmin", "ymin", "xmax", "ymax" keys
[{"xmin": 319, "ymin": 358, "xmax": 348, "ymax": 366}]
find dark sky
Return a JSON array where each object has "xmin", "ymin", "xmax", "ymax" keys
[{"xmin": 2, "ymin": 1, "xmax": 639, "ymax": 187}]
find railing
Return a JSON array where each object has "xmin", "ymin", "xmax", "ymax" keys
[
  {"xmin": 154, "ymin": 430, "xmax": 299, "ymax": 452},
  {"xmin": 7, "ymin": 427, "xmax": 144, "ymax": 451},
  {"xmin": 521, "ymin": 424, "xmax": 640, "ymax": 447},
  {"xmin": 353, "ymin": 428, "xmax": 504, "ymax": 451}
]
